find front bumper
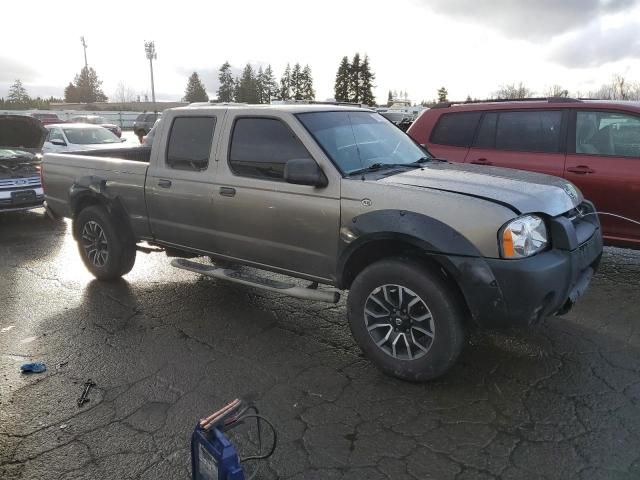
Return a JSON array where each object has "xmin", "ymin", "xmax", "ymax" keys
[
  {"xmin": 0, "ymin": 186, "xmax": 44, "ymax": 212},
  {"xmin": 443, "ymin": 203, "xmax": 603, "ymax": 328}
]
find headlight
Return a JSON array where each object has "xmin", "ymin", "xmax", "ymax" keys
[{"xmin": 500, "ymin": 215, "xmax": 548, "ymax": 258}]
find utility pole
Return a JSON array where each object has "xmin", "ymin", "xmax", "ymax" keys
[
  {"xmin": 80, "ymin": 36, "xmax": 88, "ymax": 70},
  {"xmin": 144, "ymin": 41, "xmax": 157, "ymax": 111}
]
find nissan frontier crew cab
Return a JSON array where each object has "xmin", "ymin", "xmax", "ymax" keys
[{"xmin": 43, "ymin": 104, "xmax": 603, "ymax": 381}]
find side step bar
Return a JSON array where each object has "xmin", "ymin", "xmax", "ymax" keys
[{"xmin": 171, "ymin": 259, "xmax": 341, "ymax": 304}]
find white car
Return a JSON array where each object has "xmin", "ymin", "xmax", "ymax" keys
[{"xmin": 43, "ymin": 124, "xmax": 128, "ymax": 153}]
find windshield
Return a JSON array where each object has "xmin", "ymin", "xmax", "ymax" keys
[
  {"xmin": 297, "ymin": 111, "xmax": 429, "ymax": 175},
  {"xmin": 63, "ymin": 127, "xmax": 120, "ymax": 145}
]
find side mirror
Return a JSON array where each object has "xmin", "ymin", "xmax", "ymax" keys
[
  {"xmin": 284, "ymin": 158, "xmax": 327, "ymax": 187},
  {"xmin": 50, "ymin": 139, "xmax": 67, "ymax": 146}
]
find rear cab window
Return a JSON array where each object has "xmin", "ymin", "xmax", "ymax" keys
[{"xmin": 166, "ymin": 116, "xmax": 216, "ymax": 171}]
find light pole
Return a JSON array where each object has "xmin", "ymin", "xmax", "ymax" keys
[
  {"xmin": 80, "ymin": 36, "xmax": 88, "ymax": 70},
  {"xmin": 144, "ymin": 41, "xmax": 157, "ymax": 111}
]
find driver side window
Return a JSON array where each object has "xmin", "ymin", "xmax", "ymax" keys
[{"xmin": 48, "ymin": 128, "xmax": 64, "ymax": 142}]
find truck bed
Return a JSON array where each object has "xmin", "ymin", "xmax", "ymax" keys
[
  {"xmin": 68, "ymin": 146, "xmax": 151, "ymax": 163},
  {"xmin": 43, "ymin": 151, "xmax": 151, "ymax": 238}
]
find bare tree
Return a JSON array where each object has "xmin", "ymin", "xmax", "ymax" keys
[
  {"xmin": 493, "ymin": 82, "xmax": 534, "ymax": 99},
  {"xmin": 112, "ymin": 82, "xmax": 136, "ymax": 105},
  {"xmin": 543, "ymin": 85, "xmax": 569, "ymax": 98},
  {"xmin": 587, "ymin": 74, "xmax": 640, "ymax": 100}
]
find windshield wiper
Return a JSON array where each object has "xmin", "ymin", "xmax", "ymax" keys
[{"xmin": 347, "ymin": 161, "xmax": 428, "ymax": 176}]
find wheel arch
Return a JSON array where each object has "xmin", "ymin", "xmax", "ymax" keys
[{"xmin": 69, "ymin": 177, "xmax": 135, "ymax": 244}]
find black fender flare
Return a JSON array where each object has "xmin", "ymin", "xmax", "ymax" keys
[{"xmin": 69, "ymin": 176, "xmax": 134, "ymax": 243}]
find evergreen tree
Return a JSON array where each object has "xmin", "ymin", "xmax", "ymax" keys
[
  {"xmin": 256, "ymin": 66, "xmax": 266, "ymax": 104},
  {"xmin": 301, "ymin": 65, "xmax": 315, "ymax": 100},
  {"xmin": 65, "ymin": 67, "xmax": 108, "ymax": 103},
  {"xmin": 233, "ymin": 76, "xmax": 241, "ymax": 102},
  {"xmin": 349, "ymin": 53, "xmax": 362, "ymax": 103},
  {"xmin": 183, "ymin": 72, "xmax": 209, "ymax": 102},
  {"xmin": 217, "ymin": 61, "xmax": 235, "ymax": 102},
  {"xmin": 334, "ymin": 56, "xmax": 350, "ymax": 102},
  {"xmin": 437, "ymin": 86, "xmax": 448, "ymax": 103},
  {"xmin": 465, "ymin": 94, "xmax": 472, "ymax": 102},
  {"xmin": 262, "ymin": 65, "xmax": 278, "ymax": 103},
  {"xmin": 7, "ymin": 79, "xmax": 29, "ymax": 103},
  {"xmin": 279, "ymin": 63, "xmax": 292, "ymax": 100},
  {"xmin": 237, "ymin": 63, "xmax": 258, "ymax": 103},
  {"xmin": 359, "ymin": 55, "xmax": 376, "ymax": 106},
  {"xmin": 291, "ymin": 63, "xmax": 303, "ymax": 100},
  {"xmin": 387, "ymin": 90, "xmax": 393, "ymax": 106}
]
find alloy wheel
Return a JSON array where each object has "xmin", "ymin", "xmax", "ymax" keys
[{"xmin": 364, "ymin": 284, "xmax": 435, "ymax": 360}]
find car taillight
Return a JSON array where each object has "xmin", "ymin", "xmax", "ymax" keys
[{"xmin": 39, "ymin": 164, "xmax": 45, "ymax": 192}]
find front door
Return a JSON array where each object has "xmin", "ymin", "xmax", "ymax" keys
[
  {"xmin": 145, "ymin": 114, "xmax": 220, "ymax": 252},
  {"xmin": 211, "ymin": 112, "xmax": 341, "ymax": 281},
  {"xmin": 566, "ymin": 110, "xmax": 640, "ymax": 245}
]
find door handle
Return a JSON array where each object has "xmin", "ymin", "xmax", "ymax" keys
[
  {"xmin": 157, "ymin": 179, "xmax": 172, "ymax": 188},
  {"xmin": 470, "ymin": 158, "xmax": 492, "ymax": 166},
  {"xmin": 566, "ymin": 165, "xmax": 595, "ymax": 174},
  {"xmin": 219, "ymin": 187, "xmax": 236, "ymax": 197}
]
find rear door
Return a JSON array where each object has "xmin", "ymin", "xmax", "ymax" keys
[
  {"xmin": 464, "ymin": 110, "xmax": 567, "ymax": 177},
  {"xmin": 566, "ymin": 109, "xmax": 640, "ymax": 245},
  {"xmin": 145, "ymin": 113, "xmax": 221, "ymax": 252},
  {"xmin": 426, "ymin": 111, "xmax": 481, "ymax": 162}
]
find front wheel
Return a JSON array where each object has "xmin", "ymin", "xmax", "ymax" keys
[
  {"xmin": 347, "ymin": 258, "xmax": 465, "ymax": 382},
  {"xmin": 74, "ymin": 206, "xmax": 136, "ymax": 281}
]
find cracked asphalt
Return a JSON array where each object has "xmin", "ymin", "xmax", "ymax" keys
[{"xmin": 1, "ymin": 209, "xmax": 640, "ymax": 480}]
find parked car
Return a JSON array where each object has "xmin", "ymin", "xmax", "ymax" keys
[
  {"xmin": 133, "ymin": 112, "xmax": 161, "ymax": 140},
  {"xmin": 142, "ymin": 118, "xmax": 161, "ymax": 146},
  {"xmin": 43, "ymin": 104, "xmax": 602, "ymax": 381},
  {"xmin": 407, "ymin": 99, "xmax": 640, "ymax": 249},
  {"xmin": 42, "ymin": 124, "xmax": 128, "ymax": 153},
  {"xmin": 0, "ymin": 115, "xmax": 46, "ymax": 212},
  {"xmin": 70, "ymin": 115, "xmax": 121, "ymax": 137},
  {"xmin": 30, "ymin": 112, "xmax": 65, "ymax": 125}
]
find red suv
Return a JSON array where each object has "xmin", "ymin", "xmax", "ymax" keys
[{"xmin": 408, "ymin": 99, "xmax": 640, "ymax": 249}]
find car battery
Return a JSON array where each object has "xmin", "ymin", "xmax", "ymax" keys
[
  {"xmin": 191, "ymin": 399, "xmax": 276, "ymax": 480},
  {"xmin": 191, "ymin": 425, "xmax": 244, "ymax": 480}
]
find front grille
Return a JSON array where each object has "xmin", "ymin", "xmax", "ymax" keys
[{"xmin": 0, "ymin": 176, "xmax": 41, "ymax": 189}]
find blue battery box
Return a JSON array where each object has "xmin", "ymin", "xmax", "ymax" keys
[{"xmin": 191, "ymin": 424, "xmax": 244, "ymax": 480}]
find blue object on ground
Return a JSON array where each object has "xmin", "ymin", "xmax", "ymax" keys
[
  {"xmin": 20, "ymin": 362, "xmax": 47, "ymax": 373},
  {"xmin": 191, "ymin": 425, "xmax": 244, "ymax": 480}
]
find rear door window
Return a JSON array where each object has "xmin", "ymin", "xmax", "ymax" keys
[
  {"xmin": 166, "ymin": 116, "xmax": 216, "ymax": 171},
  {"xmin": 430, "ymin": 112, "xmax": 482, "ymax": 147},
  {"xmin": 494, "ymin": 111, "xmax": 562, "ymax": 153}
]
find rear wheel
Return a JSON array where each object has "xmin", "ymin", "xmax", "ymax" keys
[
  {"xmin": 347, "ymin": 258, "xmax": 465, "ymax": 381},
  {"xmin": 75, "ymin": 206, "xmax": 136, "ymax": 280}
]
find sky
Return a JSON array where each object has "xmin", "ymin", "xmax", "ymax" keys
[{"xmin": 2, "ymin": 0, "xmax": 640, "ymax": 104}]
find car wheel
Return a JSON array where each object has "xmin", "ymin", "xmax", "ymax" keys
[
  {"xmin": 74, "ymin": 205, "xmax": 136, "ymax": 280},
  {"xmin": 347, "ymin": 258, "xmax": 465, "ymax": 382}
]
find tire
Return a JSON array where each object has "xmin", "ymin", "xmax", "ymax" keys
[
  {"xmin": 74, "ymin": 205, "xmax": 136, "ymax": 281},
  {"xmin": 347, "ymin": 258, "xmax": 465, "ymax": 382}
]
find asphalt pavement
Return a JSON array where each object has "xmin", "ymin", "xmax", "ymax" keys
[{"xmin": 1, "ymin": 209, "xmax": 639, "ymax": 479}]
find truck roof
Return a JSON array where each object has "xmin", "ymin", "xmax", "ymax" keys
[{"xmin": 173, "ymin": 103, "xmax": 373, "ymax": 114}]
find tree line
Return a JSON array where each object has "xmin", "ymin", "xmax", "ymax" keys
[
  {"xmin": 334, "ymin": 53, "xmax": 375, "ymax": 105},
  {"xmin": 183, "ymin": 62, "xmax": 316, "ymax": 104}
]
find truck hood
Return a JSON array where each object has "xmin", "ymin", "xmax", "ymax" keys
[
  {"xmin": 68, "ymin": 142, "xmax": 130, "ymax": 151},
  {"xmin": 0, "ymin": 114, "xmax": 47, "ymax": 152},
  {"xmin": 380, "ymin": 162, "xmax": 582, "ymax": 217},
  {"xmin": 0, "ymin": 115, "xmax": 45, "ymax": 180}
]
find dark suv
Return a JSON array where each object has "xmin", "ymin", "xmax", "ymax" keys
[
  {"xmin": 407, "ymin": 99, "xmax": 640, "ymax": 249},
  {"xmin": 133, "ymin": 112, "xmax": 160, "ymax": 139}
]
